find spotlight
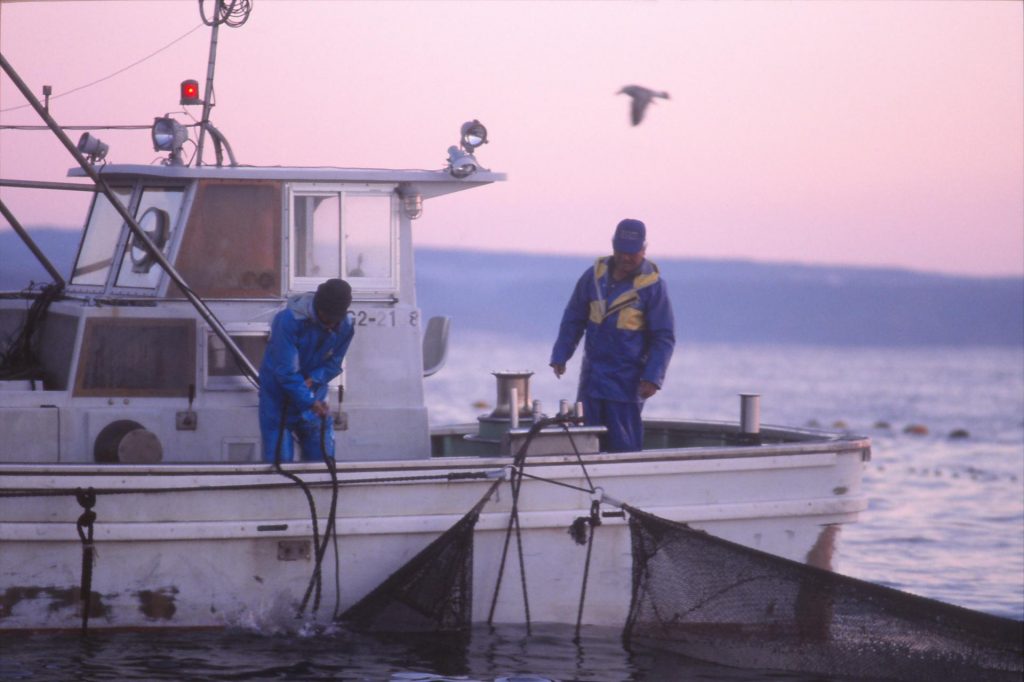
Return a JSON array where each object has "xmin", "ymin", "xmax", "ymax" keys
[
  {"xmin": 446, "ymin": 146, "xmax": 479, "ymax": 179},
  {"xmin": 76, "ymin": 132, "xmax": 108, "ymax": 164},
  {"xmin": 151, "ymin": 117, "xmax": 188, "ymax": 166},
  {"xmin": 460, "ymin": 119, "xmax": 488, "ymax": 152},
  {"xmin": 446, "ymin": 120, "xmax": 490, "ymax": 178}
]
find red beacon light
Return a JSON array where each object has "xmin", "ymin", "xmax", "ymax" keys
[{"xmin": 180, "ymin": 79, "xmax": 201, "ymax": 106}]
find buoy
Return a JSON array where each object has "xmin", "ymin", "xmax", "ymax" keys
[
  {"xmin": 874, "ymin": 420, "xmax": 891, "ymax": 429},
  {"xmin": 903, "ymin": 424, "xmax": 928, "ymax": 435},
  {"xmin": 832, "ymin": 420, "xmax": 848, "ymax": 429},
  {"xmin": 949, "ymin": 428, "xmax": 970, "ymax": 439}
]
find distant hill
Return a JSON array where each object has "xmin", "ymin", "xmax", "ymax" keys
[
  {"xmin": 415, "ymin": 249, "xmax": 1024, "ymax": 347},
  {"xmin": 2, "ymin": 229, "xmax": 1021, "ymax": 347},
  {"xmin": 0, "ymin": 227, "xmax": 79, "ymax": 287}
]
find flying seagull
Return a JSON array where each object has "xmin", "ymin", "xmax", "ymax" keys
[{"xmin": 617, "ymin": 85, "xmax": 670, "ymax": 126}]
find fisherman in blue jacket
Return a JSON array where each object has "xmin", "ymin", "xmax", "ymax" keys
[
  {"xmin": 259, "ymin": 278, "xmax": 355, "ymax": 462},
  {"xmin": 550, "ymin": 219, "xmax": 675, "ymax": 452}
]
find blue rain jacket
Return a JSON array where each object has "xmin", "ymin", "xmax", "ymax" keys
[
  {"xmin": 551, "ymin": 257, "xmax": 675, "ymax": 403},
  {"xmin": 258, "ymin": 293, "xmax": 355, "ymax": 461}
]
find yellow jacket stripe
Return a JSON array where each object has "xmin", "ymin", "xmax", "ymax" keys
[{"xmin": 588, "ymin": 257, "xmax": 660, "ymax": 329}]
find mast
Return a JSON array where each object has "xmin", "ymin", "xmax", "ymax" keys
[{"xmin": 195, "ymin": 0, "xmax": 251, "ymax": 167}]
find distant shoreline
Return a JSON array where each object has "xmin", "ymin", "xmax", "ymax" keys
[{"xmin": 3, "ymin": 229, "xmax": 1022, "ymax": 348}]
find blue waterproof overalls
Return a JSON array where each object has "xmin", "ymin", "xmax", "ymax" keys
[
  {"xmin": 550, "ymin": 257, "xmax": 675, "ymax": 452},
  {"xmin": 258, "ymin": 293, "xmax": 355, "ymax": 462}
]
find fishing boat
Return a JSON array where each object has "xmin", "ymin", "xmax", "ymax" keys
[{"xmin": 0, "ymin": 7, "xmax": 870, "ymax": 634}]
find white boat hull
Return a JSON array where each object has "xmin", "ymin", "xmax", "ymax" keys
[{"xmin": 0, "ymin": 431, "xmax": 869, "ymax": 631}]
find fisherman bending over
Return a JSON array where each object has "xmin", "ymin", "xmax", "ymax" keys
[
  {"xmin": 259, "ymin": 278, "xmax": 354, "ymax": 462},
  {"xmin": 549, "ymin": 219, "xmax": 675, "ymax": 452}
]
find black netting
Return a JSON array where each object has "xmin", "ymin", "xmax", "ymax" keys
[
  {"xmin": 623, "ymin": 506, "xmax": 1023, "ymax": 681},
  {"xmin": 339, "ymin": 508, "xmax": 478, "ymax": 633}
]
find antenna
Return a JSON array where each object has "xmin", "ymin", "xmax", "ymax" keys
[{"xmin": 195, "ymin": 0, "xmax": 252, "ymax": 166}]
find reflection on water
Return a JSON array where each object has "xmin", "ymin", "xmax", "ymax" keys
[{"xmin": 0, "ymin": 624, "xmax": 853, "ymax": 681}]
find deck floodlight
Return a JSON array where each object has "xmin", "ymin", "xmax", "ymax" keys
[
  {"xmin": 152, "ymin": 117, "xmax": 188, "ymax": 166},
  {"xmin": 460, "ymin": 120, "xmax": 488, "ymax": 152},
  {"xmin": 76, "ymin": 132, "xmax": 108, "ymax": 164},
  {"xmin": 446, "ymin": 146, "xmax": 479, "ymax": 179},
  {"xmin": 446, "ymin": 119, "xmax": 490, "ymax": 178},
  {"xmin": 180, "ymin": 79, "xmax": 202, "ymax": 106}
]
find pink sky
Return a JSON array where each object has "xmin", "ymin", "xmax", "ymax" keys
[{"xmin": 1, "ymin": 1, "xmax": 1021, "ymax": 276}]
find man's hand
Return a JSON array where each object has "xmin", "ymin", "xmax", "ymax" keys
[
  {"xmin": 638, "ymin": 380, "xmax": 659, "ymax": 400},
  {"xmin": 311, "ymin": 400, "xmax": 330, "ymax": 417},
  {"xmin": 551, "ymin": 363, "xmax": 566, "ymax": 379}
]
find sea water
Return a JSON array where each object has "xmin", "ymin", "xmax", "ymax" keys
[{"xmin": 2, "ymin": 339, "xmax": 1021, "ymax": 681}]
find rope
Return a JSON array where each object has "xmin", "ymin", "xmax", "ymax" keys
[
  {"xmin": 0, "ymin": 283, "xmax": 64, "ymax": 381},
  {"xmin": 487, "ymin": 417, "xmax": 560, "ymax": 631},
  {"xmin": 485, "ymin": 413, "xmax": 599, "ymax": 632},
  {"xmin": 298, "ymin": 416, "xmax": 340, "ymax": 618},
  {"xmin": 269, "ymin": 401, "xmax": 322, "ymax": 619},
  {"xmin": 0, "ymin": 470, "xmax": 497, "ymax": 500},
  {"xmin": 574, "ymin": 499, "xmax": 602, "ymax": 641},
  {"xmin": 559, "ymin": 422, "xmax": 596, "ymax": 493},
  {"xmin": 74, "ymin": 488, "xmax": 97, "ymax": 634}
]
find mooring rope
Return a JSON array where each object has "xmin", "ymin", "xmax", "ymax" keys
[{"xmin": 74, "ymin": 487, "xmax": 97, "ymax": 634}]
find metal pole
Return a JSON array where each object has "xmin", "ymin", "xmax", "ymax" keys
[
  {"xmin": 0, "ymin": 179, "xmax": 96, "ymax": 192},
  {"xmin": 0, "ymin": 51, "xmax": 259, "ymax": 386},
  {"xmin": 0, "ymin": 198, "xmax": 66, "ymax": 287},
  {"xmin": 195, "ymin": 3, "xmax": 222, "ymax": 167}
]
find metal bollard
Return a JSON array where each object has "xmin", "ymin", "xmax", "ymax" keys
[{"xmin": 740, "ymin": 393, "xmax": 760, "ymax": 435}]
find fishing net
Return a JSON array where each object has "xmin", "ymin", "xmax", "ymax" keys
[
  {"xmin": 622, "ymin": 506, "xmax": 1023, "ymax": 681},
  {"xmin": 339, "ymin": 508, "xmax": 479, "ymax": 633}
]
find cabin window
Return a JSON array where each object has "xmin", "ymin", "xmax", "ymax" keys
[
  {"xmin": 288, "ymin": 185, "xmax": 397, "ymax": 295},
  {"xmin": 292, "ymin": 194, "xmax": 340, "ymax": 279},
  {"xmin": 172, "ymin": 181, "xmax": 282, "ymax": 298},
  {"xmin": 115, "ymin": 187, "xmax": 186, "ymax": 289},
  {"xmin": 344, "ymin": 194, "xmax": 392, "ymax": 282},
  {"xmin": 204, "ymin": 329, "xmax": 268, "ymax": 390},
  {"xmin": 74, "ymin": 318, "xmax": 195, "ymax": 397},
  {"xmin": 71, "ymin": 187, "xmax": 132, "ymax": 286}
]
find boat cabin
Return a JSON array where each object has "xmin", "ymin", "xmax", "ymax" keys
[{"xmin": 0, "ymin": 164, "xmax": 502, "ymax": 464}]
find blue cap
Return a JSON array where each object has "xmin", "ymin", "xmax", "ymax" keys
[{"xmin": 612, "ymin": 219, "xmax": 646, "ymax": 254}]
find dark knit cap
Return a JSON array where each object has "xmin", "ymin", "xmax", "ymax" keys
[
  {"xmin": 612, "ymin": 219, "xmax": 646, "ymax": 254},
  {"xmin": 314, "ymin": 278, "xmax": 352, "ymax": 319}
]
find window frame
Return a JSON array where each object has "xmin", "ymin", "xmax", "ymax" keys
[
  {"xmin": 285, "ymin": 183, "xmax": 398, "ymax": 297},
  {"xmin": 202, "ymin": 323, "xmax": 269, "ymax": 392}
]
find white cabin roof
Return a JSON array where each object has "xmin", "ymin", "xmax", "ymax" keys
[{"xmin": 70, "ymin": 164, "xmax": 506, "ymax": 199}]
